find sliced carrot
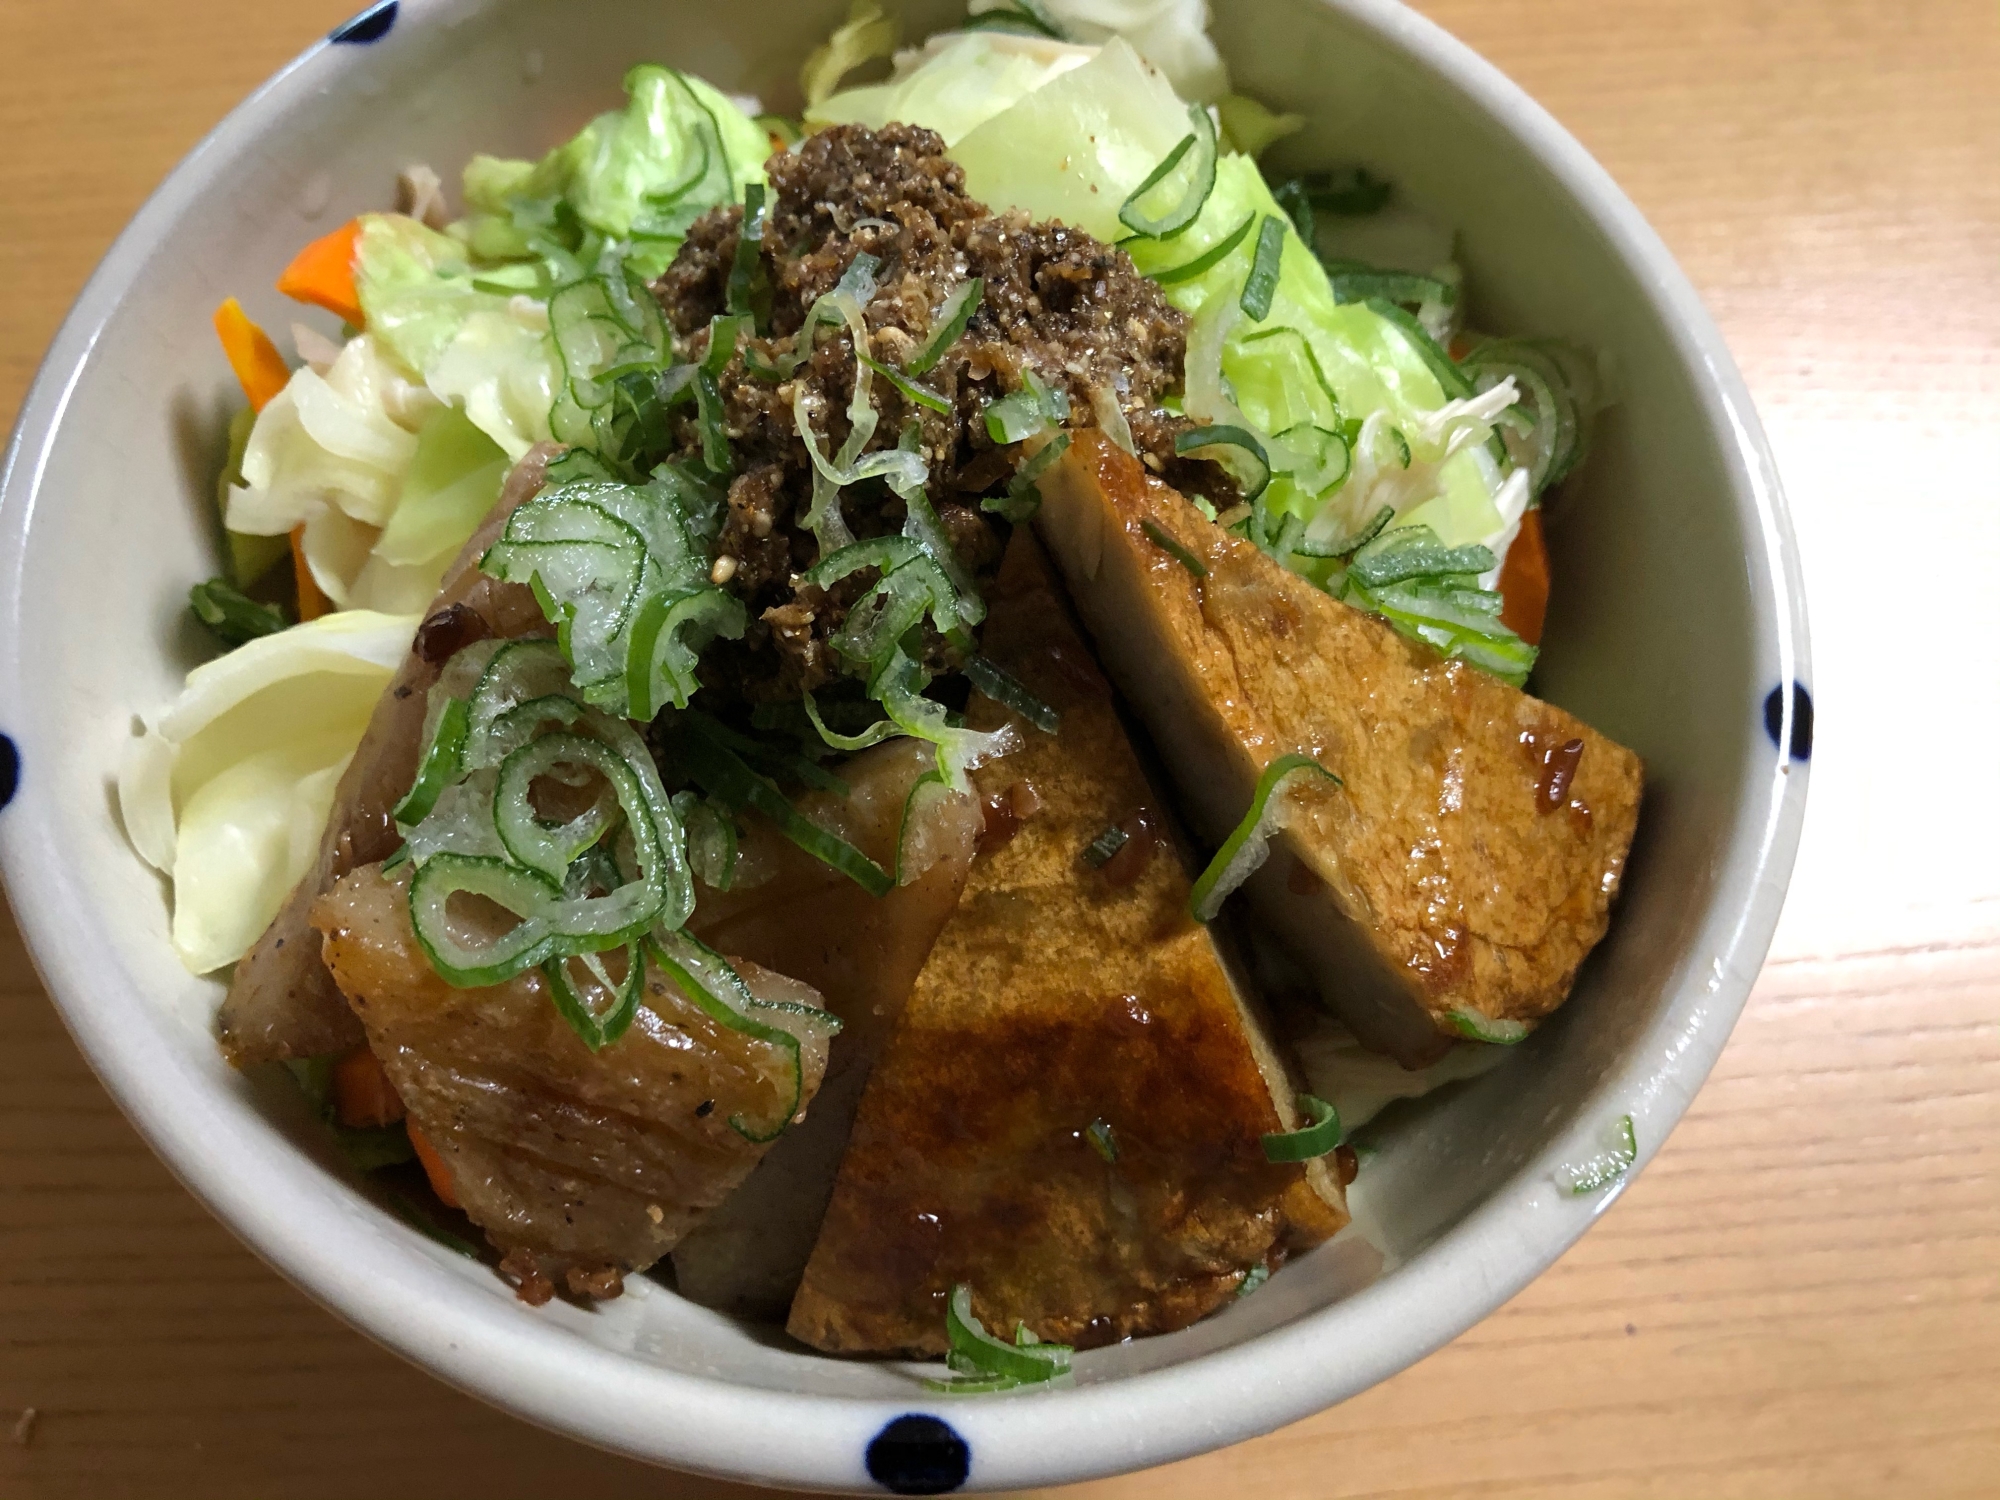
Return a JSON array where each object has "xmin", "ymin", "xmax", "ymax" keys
[
  {"xmin": 331, "ymin": 1045, "xmax": 405, "ymax": 1130},
  {"xmin": 290, "ymin": 524, "xmax": 329, "ymax": 621},
  {"xmin": 212, "ymin": 297, "xmax": 291, "ymax": 412},
  {"xmin": 1497, "ymin": 508, "xmax": 1550, "ymax": 646},
  {"xmin": 406, "ymin": 1121, "xmax": 461, "ymax": 1209},
  {"xmin": 276, "ymin": 218, "xmax": 365, "ymax": 327}
]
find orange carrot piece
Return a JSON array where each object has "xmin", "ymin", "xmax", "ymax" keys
[
  {"xmin": 331, "ymin": 1046, "xmax": 405, "ymax": 1130},
  {"xmin": 1498, "ymin": 507, "xmax": 1550, "ymax": 646},
  {"xmin": 212, "ymin": 297, "xmax": 291, "ymax": 412},
  {"xmin": 275, "ymin": 218, "xmax": 365, "ymax": 327},
  {"xmin": 290, "ymin": 524, "xmax": 329, "ymax": 621},
  {"xmin": 406, "ymin": 1121, "xmax": 461, "ymax": 1210}
]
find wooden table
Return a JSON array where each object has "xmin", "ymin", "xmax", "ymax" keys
[{"xmin": 2, "ymin": 0, "xmax": 1995, "ymax": 1494}]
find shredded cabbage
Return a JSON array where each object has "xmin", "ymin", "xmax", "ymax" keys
[
  {"xmin": 225, "ymin": 337, "xmax": 513, "ymax": 613},
  {"xmin": 449, "ymin": 66, "xmax": 769, "ymax": 283},
  {"xmin": 969, "ymin": 0, "xmax": 1226, "ymax": 100},
  {"xmin": 952, "ymin": 38, "xmax": 1190, "ymax": 243},
  {"xmin": 809, "ymin": 31, "xmax": 1096, "ymax": 144},
  {"xmin": 118, "ymin": 611, "xmax": 418, "ymax": 973}
]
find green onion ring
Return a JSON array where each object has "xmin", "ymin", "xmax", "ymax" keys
[
  {"xmin": 1118, "ymin": 103, "xmax": 1218, "ymax": 240},
  {"xmin": 1174, "ymin": 423, "xmax": 1272, "ymax": 503},
  {"xmin": 1261, "ymin": 1093, "xmax": 1342, "ymax": 1162},
  {"xmin": 1189, "ymin": 753, "xmax": 1341, "ymax": 922}
]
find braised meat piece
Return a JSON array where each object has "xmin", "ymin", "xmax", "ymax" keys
[
  {"xmin": 311, "ymin": 863, "xmax": 833, "ymax": 1292},
  {"xmin": 217, "ymin": 444, "xmax": 559, "ymax": 1065},
  {"xmin": 670, "ymin": 738, "xmax": 981, "ymax": 1317}
]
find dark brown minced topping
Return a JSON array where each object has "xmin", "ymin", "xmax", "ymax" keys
[{"xmin": 651, "ymin": 123, "xmax": 1222, "ymax": 706}]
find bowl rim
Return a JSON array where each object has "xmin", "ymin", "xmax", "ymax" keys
[{"xmin": 0, "ymin": 0, "xmax": 1811, "ymax": 1489}]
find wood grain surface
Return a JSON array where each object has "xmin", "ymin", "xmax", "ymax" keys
[{"xmin": 1, "ymin": 0, "xmax": 1996, "ymax": 1495}]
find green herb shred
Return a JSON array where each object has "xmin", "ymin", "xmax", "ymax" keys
[
  {"xmin": 189, "ymin": 579, "xmax": 288, "ymax": 647},
  {"xmin": 1140, "ymin": 518, "xmax": 1209, "ymax": 579},
  {"xmin": 1239, "ymin": 215, "xmax": 1286, "ymax": 321},
  {"xmin": 1084, "ymin": 824, "xmax": 1131, "ymax": 867},
  {"xmin": 1261, "ymin": 1093, "xmax": 1342, "ymax": 1162}
]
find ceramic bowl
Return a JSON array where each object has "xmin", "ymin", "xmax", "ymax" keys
[{"xmin": 0, "ymin": 0, "xmax": 1810, "ymax": 1490}]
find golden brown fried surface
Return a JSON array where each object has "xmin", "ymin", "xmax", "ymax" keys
[
  {"xmin": 671, "ymin": 740, "xmax": 980, "ymax": 1317},
  {"xmin": 311, "ymin": 863, "xmax": 830, "ymax": 1287},
  {"xmin": 1035, "ymin": 433, "xmax": 1643, "ymax": 1066},
  {"xmin": 219, "ymin": 444, "xmax": 560, "ymax": 1065},
  {"xmin": 787, "ymin": 533, "xmax": 1346, "ymax": 1356}
]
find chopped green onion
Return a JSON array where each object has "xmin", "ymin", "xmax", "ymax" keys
[
  {"xmin": 1271, "ymin": 422, "xmax": 1351, "ymax": 499},
  {"xmin": 1447, "ymin": 1009, "xmax": 1530, "ymax": 1044},
  {"xmin": 964, "ymin": 656, "xmax": 1059, "ymax": 734},
  {"xmin": 1261, "ymin": 1093, "xmax": 1342, "ymax": 1162},
  {"xmin": 1555, "ymin": 1114, "xmax": 1637, "ymax": 1195},
  {"xmin": 1326, "ymin": 262, "xmax": 1456, "ymax": 310},
  {"xmin": 1140, "ymin": 518, "xmax": 1208, "ymax": 580},
  {"xmin": 188, "ymin": 578, "xmax": 287, "ymax": 647},
  {"xmin": 901, "ymin": 486, "xmax": 985, "ymax": 628},
  {"xmin": 543, "ymin": 942, "xmax": 646, "ymax": 1051},
  {"xmin": 1118, "ymin": 102, "xmax": 1218, "ymax": 240},
  {"xmin": 693, "ymin": 368, "xmax": 732, "ymax": 474},
  {"xmin": 924, "ymin": 1284, "xmax": 1073, "ymax": 1393},
  {"xmin": 1236, "ymin": 1262, "xmax": 1272, "ymax": 1298},
  {"xmin": 670, "ymin": 714, "xmax": 894, "ymax": 898},
  {"xmin": 1347, "ymin": 528, "xmax": 1495, "ymax": 588},
  {"xmin": 1291, "ymin": 503, "xmax": 1391, "ymax": 561},
  {"xmin": 392, "ymin": 696, "xmax": 470, "ymax": 828},
  {"xmin": 1150, "ymin": 213, "xmax": 1255, "ymax": 286},
  {"xmin": 983, "ymin": 369, "xmax": 1068, "ymax": 445},
  {"xmin": 649, "ymin": 930, "xmax": 833, "ymax": 1142},
  {"xmin": 1461, "ymin": 338, "xmax": 1592, "ymax": 494},
  {"xmin": 1239, "ymin": 216, "xmax": 1286, "ymax": 322},
  {"xmin": 982, "ymin": 432, "xmax": 1070, "ymax": 523},
  {"xmin": 1189, "ymin": 754, "xmax": 1340, "ymax": 922},
  {"xmin": 1174, "ymin": 423, "xmax": 1272, "ymax": 503},
  {"xmin": 906, "ymin": 278, "xmax": 983, "ymax": 375},
  {"xmin": 1364, "ymin": 296, "xmax": 1474, "ymax": 401},
  {"xmin": 803, "ymin": 692, "xmax": 904, "ymax": 753},
  {"xmin": 1083, "ymin": 824, "xmax": 1130, "ymax": 867},
  {"xmin": 725, "ymin": 183, "xmax": 772, "ymax": 332},
  {"xmin": 672, "ymin": 791, "xmax": 741, "ymax": 892},
  {"xmin": 1085, "ymin": 1118, "xmax": 1117, "ymax": 1162},
  {"xmin": 860, "ymin": 354, "xmax": 951, "ymax": 415}
]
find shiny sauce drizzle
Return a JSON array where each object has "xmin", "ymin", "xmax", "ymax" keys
[{"xmin": 1098, "ymin": 808, "xmax": 1160, "ymax": 888}]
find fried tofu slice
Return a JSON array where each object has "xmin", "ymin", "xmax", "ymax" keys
[
  {"xmin": 670, "ymin": 740, "xmax": 980, "ymax": 1317},
  {"xmin": 1035, "ymin": 433, "xmax": 1643, "ymax": 1067},
  {"xmin": 787, "ymin": 532, "xmax": 1346, "ymax": 1356},
  {"xmin": 312, "ymin": 863, "xmax": 832, "ymax": 1294}
]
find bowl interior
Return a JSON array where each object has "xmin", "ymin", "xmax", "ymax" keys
[{"xmin": 0, "ymin": 0, "xmax": 1805, "ymax": 1485}]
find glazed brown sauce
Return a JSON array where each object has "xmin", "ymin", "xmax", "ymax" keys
[
  {"xmin": 1098, "ymin": 808, "xmax": 1160, "ymax": 888},
  {"xmin": 979, "ymin": 781, "xmax": 1044, "ymax": 855},
  {"xmin": 413, "ymin": 601, "xmax": 493, "ymax": 664},
  {"xmin": 1521, "ymin": 729, "xmax": 1586, "ymax": 815}
]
